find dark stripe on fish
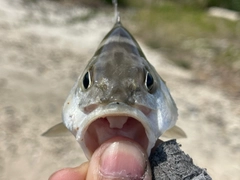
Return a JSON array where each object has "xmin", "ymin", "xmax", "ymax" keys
[
  {"xmin": 94, "ymin": 41, "xmax": 144, "ymax": 58},
  {"xmin": 94, "ymin": 22, "xmax": 146, "ymax": 58}
]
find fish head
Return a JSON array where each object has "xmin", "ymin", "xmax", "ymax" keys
[{"xmin": 62, "ymin": 22, "xmax": 178, "ymax": 159}]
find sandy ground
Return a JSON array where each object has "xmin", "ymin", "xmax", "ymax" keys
[{"xmin": 0, "ymin": 0, "xmax": 239, "ymax": 179}]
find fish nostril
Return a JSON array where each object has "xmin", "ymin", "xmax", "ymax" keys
[
  {"xmin": 100, "ymin": 97, "xmax": 109, "ymax": 103},
  {"xmin": 116, "ymin": 102, "xmax": 119, "ymax": 105},
  {"xmin": 127, "ymin": 97, "xmax": 135, "ymax": 105}
]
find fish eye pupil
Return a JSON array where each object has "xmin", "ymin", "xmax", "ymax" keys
[
  {"xmin": 145, "ymin": 72, "xmax": 154, "ymax": 91},
  {"xmin": 83, "ymin": 71, "xmax": 91, "ymax": 89}
]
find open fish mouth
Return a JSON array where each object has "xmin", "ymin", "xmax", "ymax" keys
[
  {"xmin": 84, "ymin": 116, "xmax": 148, "ymax": 157},
  {"xmin": 75, "ymin": 102, "xmax": 156, "ymax": 159}
]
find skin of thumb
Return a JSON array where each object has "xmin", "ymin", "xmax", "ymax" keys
[{"xmin": 86, "ymin": 136, "xmax": 152, "ymax": 180}]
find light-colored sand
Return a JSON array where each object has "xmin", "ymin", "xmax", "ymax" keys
[{"xmin": 0, "ymin": 0, "xmax": 239, "ymax": 179}]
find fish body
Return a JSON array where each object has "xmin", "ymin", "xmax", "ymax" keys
[{"xmin": 61, "ymin": 21, "xmax": 178, "ymax": 159}]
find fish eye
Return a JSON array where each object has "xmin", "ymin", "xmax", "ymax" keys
[
  {"xmin": 145, "ymin": 71, "xmax": 154, "ymax": 91},
  {"xmin": 83, "ymin": 71, "xmax": 91, "ymax": 89}
]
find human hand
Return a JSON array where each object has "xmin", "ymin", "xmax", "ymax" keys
[{"xmin": 49, "ymin": 136, "xmax": 152, "ymax": 180}]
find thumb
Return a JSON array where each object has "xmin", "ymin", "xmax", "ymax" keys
[{"xmin": 86, "ymin": 137, "xmax": 152, "ymax": 180}]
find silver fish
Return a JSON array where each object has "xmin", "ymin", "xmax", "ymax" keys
[{"xmin": 43, "ymin": 20, "xmax": 185, "ymax": 159}]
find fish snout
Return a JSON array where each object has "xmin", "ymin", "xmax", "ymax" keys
[{"xmin": 100, "ymin": 86, "xmax": 135, "ymax": 105}]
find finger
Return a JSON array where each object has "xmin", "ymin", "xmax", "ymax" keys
[
  {"xmin": 48, "ymin": 162, "xmax": 89, "ymax": 180},
  {"xmin": 86, "ymin": 136, "xmax": 152, "ymax": 180}
]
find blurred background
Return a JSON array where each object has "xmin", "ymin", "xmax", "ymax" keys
[{"xmin": 0, "ymin": 0, "xmax": 239, "ymax": 179}]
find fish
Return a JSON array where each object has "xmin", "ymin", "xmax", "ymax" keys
[{"xmin": 42, "ymin": 18, "xmax": 186, "ymax": 160}]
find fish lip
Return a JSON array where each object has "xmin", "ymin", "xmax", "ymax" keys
[{"xmin": 76, "ymin": 103, "xmax": 156, "ymax": 159}]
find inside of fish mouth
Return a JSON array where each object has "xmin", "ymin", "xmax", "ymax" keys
[{"xmin": 84, "ymin": 116, "xmax": 148, "ymax": 156}]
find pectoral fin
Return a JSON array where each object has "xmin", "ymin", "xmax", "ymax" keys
[
  {"xmin": 162, "ymin": 125, "xmax": 187, "ymax": 139},
  {"xmin": 41, "ymin": 122, "xmax": 71, "ymax": 137}
]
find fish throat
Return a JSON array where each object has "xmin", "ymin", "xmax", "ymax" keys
[{"xmin": 85, "ymin": 116, "xmax": 148, "ymax": 157}]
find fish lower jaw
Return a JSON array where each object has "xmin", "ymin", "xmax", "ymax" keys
[{"xmin": 84, "ymin": 116, "xmax": 148, "ymax": 158}]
